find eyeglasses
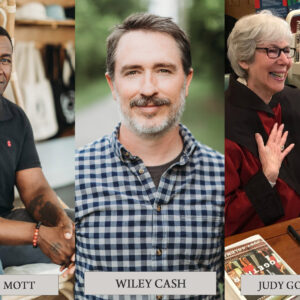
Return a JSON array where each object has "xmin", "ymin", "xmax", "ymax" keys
[
  {"xmin": 255, "ymin": 47, "xmax": 296, "ymax": 58},
  {"xmin": 0, "ymin": 58, "xmax": 11, "ymax": 65},
  {"xmin": 255, "ymin": 47, "xmax": 296, "ymax": 59}
]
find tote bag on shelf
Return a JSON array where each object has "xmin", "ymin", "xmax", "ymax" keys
[
  {"xmin": 15, "ymin": 42, "xmax": 58, "ymax": 141},
  {"xmin": 44, "ymin": 44, "xmax": 75, "ymax": 135}
]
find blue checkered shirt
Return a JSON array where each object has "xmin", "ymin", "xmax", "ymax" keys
[{"xmin": 75, "ymin": 124, "xmax": 224, "ymax": 300}]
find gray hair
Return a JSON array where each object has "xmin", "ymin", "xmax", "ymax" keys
[{"xmin": 227, "ymin": 11, "xmax": 292, "ymax": 78}]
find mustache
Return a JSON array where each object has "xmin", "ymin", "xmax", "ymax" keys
[{"xmin": 130, "ymin": 96, "xmax": 170, "ymax": 108}]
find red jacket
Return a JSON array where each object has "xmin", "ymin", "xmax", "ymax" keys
[{"xmin": 225, "ymin": 76, "xmax": 300, "ymax": 236}]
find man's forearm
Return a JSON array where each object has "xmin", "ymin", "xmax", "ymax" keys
[
  {"xmin": 26, "ymin": 189, "xmax": 65, "ymax": 227},
  {"xmin": 16, "ymin": 168, "xmax": 68, "ymax": 227},
  {"xmin": 0, "ymin": 217, "xmax": 75, "ymax": 266},
  {"xmin": 0, "ymin": 217, "xmax": 35, "ymax": 245},
  {"xmin": 15, "ymin": 168, "xmax": 74, "ymax": 266}
]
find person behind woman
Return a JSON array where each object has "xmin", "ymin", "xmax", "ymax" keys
[{"xmin": 225, "ymin": 11, "xmax": 300, "ymax": 236}]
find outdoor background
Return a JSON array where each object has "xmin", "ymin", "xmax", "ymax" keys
[{"xmin": 76, "ymin": 0, "xmax": 224, "ymax": 153}]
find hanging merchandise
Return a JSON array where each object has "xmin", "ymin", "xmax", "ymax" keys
[
  {"xmin": 288, "ymin": 0, "xmax": 300, "ymax": 11},
  {"xmin": 255, "ymin": 0, "xmax": 289, "ymax": 18},
  {"xmin": 62, "ymin": 43, "xmax": 75, "ymax": 125},
  {"xmin": 44, "ymin": 44, "xmax": 75, "ymax": 134},
  {"xmin": 14, "ymin": 42, "xmax": 58, "ymax": 141}
]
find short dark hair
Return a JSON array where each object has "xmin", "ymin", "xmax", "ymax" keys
[
  {"xmin": 106, "ymin": 13, "xmax": 192, "ymax": 79},
  {"xmin": 0, "ymin": 27, "xmax": 13, "ymax": 49}
]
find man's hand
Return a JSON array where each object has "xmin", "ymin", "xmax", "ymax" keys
[
  {"xmin": 16, "ymin": 167, "xmax": 75, "ymax": 267},
  {"xmin": 58, "ymin": 218, "xmax": 75, "ymax": 276},
  {"xmin": 60, "ymin": 253, "xmax": 75, "ymax": 278},
  {"xmin": 58, "ymin": 214, "xmax": 74, "ymax": 240},
  {"xmin": 255, "ymin": 123, "xmax": 295, "ymax": 183},
  {"xmin": 38, "ymin": 225, "xmax": 75, "ymax": 266}
]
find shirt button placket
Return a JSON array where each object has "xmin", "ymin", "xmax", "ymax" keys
[{"xmin": 157, "ymin": 204, "xmax": 161, "ymax": 212}]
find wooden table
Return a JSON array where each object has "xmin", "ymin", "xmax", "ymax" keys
[{"xmin": 225, "ymin": 218, "xmax": 300, "ymax": 273}]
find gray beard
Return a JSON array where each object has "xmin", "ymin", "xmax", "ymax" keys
[{"xmin": 115, "ymin": 87, "xmax": 186, "ymax": 138}]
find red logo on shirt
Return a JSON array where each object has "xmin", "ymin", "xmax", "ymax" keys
[{"xmin": 7, "ymin": 140, "xmax": 11, "ymax": 147}]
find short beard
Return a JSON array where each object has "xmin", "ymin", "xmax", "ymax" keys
[{"xmin": 115, "ymin": 86, "xmax": 186, "ymax": 138}]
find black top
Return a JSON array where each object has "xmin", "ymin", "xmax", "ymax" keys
[
  {"xmin": 226, "ymin": 75, "xmax": 300, "ymax": 195},
  {"xmin": 226, "ymin": 75, "xmax": 300, "ymax": 225},
  {"xmin": 0, "ymin": 96, "xmax": 40, "ymax": 214},
  {"xmin": 147, "ymin": 151, "xmax": 182, "ymax": 189}
]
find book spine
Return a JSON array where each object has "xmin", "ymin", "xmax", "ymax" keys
[{"xmin": 296, "ymin": 20, "xmax": 300, "ymax": 62}]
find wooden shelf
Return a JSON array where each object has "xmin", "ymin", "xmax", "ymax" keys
[
  {"xmin": 16, "ymin": 0, "xmax": 74, "ymax": 8},
  {"xmin": 14, "ymin": 0, "xmax": 75, "ymax": 45},
  {"xmin": 15, "ymin": 18, "xmax": 74, "ymax": 44},
  {"xmin": 15, "ymin": 24, "xmax": 74, "ymax": 44},
  {"xmin": 16, "ymin": 19, "xmax": 74, "ymax": 27}
]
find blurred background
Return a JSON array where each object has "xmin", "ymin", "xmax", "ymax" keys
[
  {"xmin": 7, "ymin": 0, "xmax": 75, "ymax": 209},
  {"xmin": 76, "ymin": 0, "xmax": 224, "ymax": 153}
]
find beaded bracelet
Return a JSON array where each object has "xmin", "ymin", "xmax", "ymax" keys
[{"xmin": 33, "ymin": 222, "xmax": 42, "ymax": 248}]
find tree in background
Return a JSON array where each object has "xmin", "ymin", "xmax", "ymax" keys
[
  {"xmin": 188, "ymin": 0, "xmax": 224, "ymax": 95},
  {"xmin": 76, "ymin": 0, "xmax": 149, "ymax": 87}
]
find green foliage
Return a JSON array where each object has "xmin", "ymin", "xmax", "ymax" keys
[
  {"xmin": 182, "ymin": 76, "xmax": 224, "ymax": 153},
  {"xmin": 76, "ymin": 0, "xmax": 149, "ymax": 88},
  {"xmin": 187, "ymin": 0, "xmax": 224, "ymax": 93},
  {"xmin": 75, "ymin": 76, "xmax": 111, "ymax": 111}
]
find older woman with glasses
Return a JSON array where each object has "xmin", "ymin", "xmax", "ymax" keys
[{"xmin": 225, "ymin": 11, "xmax": 300, "ymax": 236}]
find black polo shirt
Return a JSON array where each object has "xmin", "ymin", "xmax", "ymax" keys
[{"xmin": 0, "ymin": 96, "xmax": 40, "ymax": 215}]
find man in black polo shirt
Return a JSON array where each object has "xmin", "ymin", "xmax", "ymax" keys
[{"xmin": 0, "ymin": 27, "xmax": 74, "ymax": 273}]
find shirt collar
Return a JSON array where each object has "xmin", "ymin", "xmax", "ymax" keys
[
  {"xmin": 0, "ymin": 96, "xmax": 13, "ymax": 121},
  {"xmin": 110, "ymin": 123, "xmax": 197, "ymax": 164}
]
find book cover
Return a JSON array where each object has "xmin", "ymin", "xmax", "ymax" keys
[{"xmin": 225, "ymin": 235, "xmax": 296, "ymax": 300}]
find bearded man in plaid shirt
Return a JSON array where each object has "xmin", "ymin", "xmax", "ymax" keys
[{"xmin": 75, "ymin": 13, "xmax": 224, "ymax": 300}]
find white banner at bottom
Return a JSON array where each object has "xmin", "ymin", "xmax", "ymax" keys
[
  {"xmin": 85, "ymin": 272, "xmax": 216, "ymax": 295},
  {"xmin": 241, "ymin": 275, "xmax": 300, "ymax": 295},
  {"xmin": 0, "ymin": 275, "xmax": 58, "ymax": 295}
]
